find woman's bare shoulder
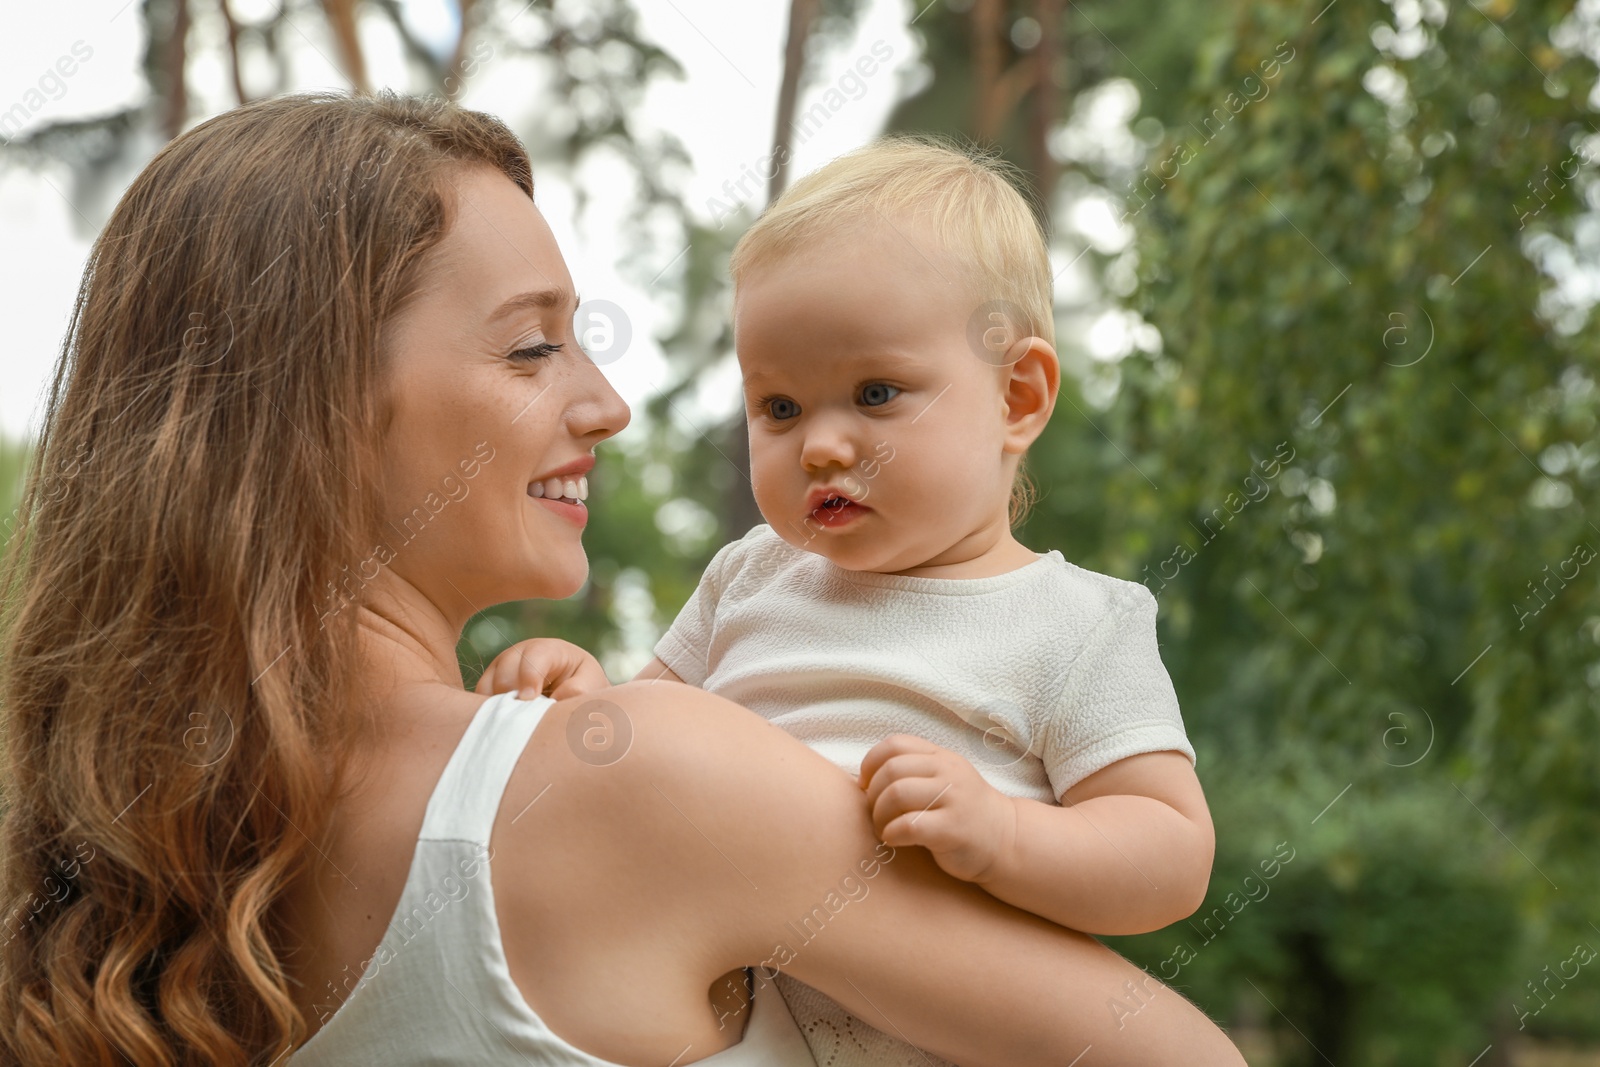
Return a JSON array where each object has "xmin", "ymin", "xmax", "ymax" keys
[
  {"xmin": 485, "ymin": 680, "xmax": 860, "ymax": 1057},
  {"xmin": 491, "ymin": 678, "xmax": 864, "ymax": 941}
]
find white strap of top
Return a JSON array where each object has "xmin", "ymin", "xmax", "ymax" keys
[{"xmin": 418, "ymin": 691, "xmax": 555, "ymax": 844}]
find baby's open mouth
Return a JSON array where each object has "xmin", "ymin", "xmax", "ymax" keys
[{"xmin": 809, "ymin": 495, "xmax": 869, "ymax": 527}]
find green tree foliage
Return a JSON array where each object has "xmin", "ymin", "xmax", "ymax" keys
[
  {"xmin": 1035, "ymin": 0, "xmax": 1600, "ymax": 1057},
  {"xmin": 0, "ymin": 437, "xmax": 28, "ymax": 546}
]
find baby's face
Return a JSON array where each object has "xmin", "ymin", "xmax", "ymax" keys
[{"xmin": 734, "ymin": 219, "xmax": 1019, "ymax": 574}]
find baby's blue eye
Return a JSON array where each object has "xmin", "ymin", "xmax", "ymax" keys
[
  {"xmin": 767, "ymin": 397, "xmax": 800, "ymax": 420},
  {"xmin": 860, "ymin": 383, "xmax": 899, "ymax": 407}
]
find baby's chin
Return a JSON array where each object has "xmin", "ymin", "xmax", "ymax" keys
[{"xmin": 782, "ymin": 527, "xmax": 929, "ymax": 575}]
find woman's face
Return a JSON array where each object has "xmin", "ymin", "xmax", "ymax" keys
[{"xmin": 375, "ymin": 166, "xmax": 630, "ymax": 626}]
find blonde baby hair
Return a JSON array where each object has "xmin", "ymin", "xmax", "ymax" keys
[
  {"xmin": 729, "ymin": 134, "xmax": 1054, "ymax": 347},
  {"xmin": 729, "ymin": 134, "xmax": 1051, "ymax": 526}
]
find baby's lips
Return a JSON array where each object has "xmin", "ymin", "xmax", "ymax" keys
[
  {"xmin": 804, "ymin": 481, "xmax": 871, "ymax": 514},
  {"xmin": 807, "ymin": 492, "xmax": 869, "ymax": 516}
]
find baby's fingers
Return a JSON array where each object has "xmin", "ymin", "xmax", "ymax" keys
[
  {"xmin": 862, "ymin": 753, "xmax": 943, "ymax": 811},
  {"xmin": 545, "ymin": 661, "xmax": 608, "ymax": 700},
  {"xmin": 473, "ymin": 653, "xmax": 508, "ymax": 695},
  {"xmin": 511, "ymin": 646, "xmax": 552, "ymax": 698},
  {"xmin": 880, "ymin": 807, "xmax": 962, "ymax": 851},
  {"xmin": 474, "ymin": 645, "xmax": 543, "ymax": 696},
  {"xmin": 858, "ymin": 734, "xmax": 941, "ymax": 789},
  {"xmin": 867, "ymin": 773, "xmax": 949, "ymax": 841}
]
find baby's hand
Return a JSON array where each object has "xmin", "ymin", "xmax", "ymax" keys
[
  {"xmin": 475, "ymin": 638, "xmax": 610, "ymax": 701},
  {"xmin": 858, "ymin": 735, "xmax": 1018, "ymax": 884}
]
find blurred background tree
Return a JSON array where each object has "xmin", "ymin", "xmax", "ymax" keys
[{"xmin": 3, "ymin": 0, "xmax": 1598, "ymax": 1062}]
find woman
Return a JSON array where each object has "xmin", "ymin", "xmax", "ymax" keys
[{"xmin": 0, "ymin": 92, "xmax": 1244, "ymax": 1066}]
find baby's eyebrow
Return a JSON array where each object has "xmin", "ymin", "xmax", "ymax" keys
[
  {"xmin": 743, "ymin": 350, "xmax": 927, "ymax": 385},
  {"xmin": 741, "ymin": 367, "xmax": 782, "ymax": 386},
  {"xmin": 860, "ymin": 350, "xmax": 926, "ymax": 373}
]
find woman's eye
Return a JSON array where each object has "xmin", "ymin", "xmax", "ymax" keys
[
  {"xmin": 860, "ymin": 383, "xmax": 900, "ymax": 407},
  {"xmin": 510, "ymin": 341, "xmax": 563, "ymax": 363},
  {"xmin": 766, "ymin": 397, "xmax": 800, "ymax": 421}
]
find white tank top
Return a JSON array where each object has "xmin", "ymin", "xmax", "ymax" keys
[{"xmin": 291, "ymin": 689, "xmax": 817, "ymax": 1065}]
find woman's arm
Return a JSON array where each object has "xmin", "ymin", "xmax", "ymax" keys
[{"xmin": 497, "ymin": 680, "xmax": 1244, "ymax": 1067}]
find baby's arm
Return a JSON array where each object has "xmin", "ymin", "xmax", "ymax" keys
[
  {"xmin": 991, "ymin": 750, "xmax": 1212, "ymax": 934},
  {"xmin": 860, "ymin": 740, "xmax": 1212, "ymax": 935},
  {"xmin": 632, "ymin": 655, "xmax": 686, "ymax": 684}
]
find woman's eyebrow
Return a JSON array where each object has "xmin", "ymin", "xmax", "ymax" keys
[{"xmin": 486, "ymin": 287, "xmax": 579, "ymax": 324}]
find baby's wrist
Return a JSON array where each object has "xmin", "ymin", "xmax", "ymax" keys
[{"xmin": 970, "ymin": 794, "xmax": 1022, "ymax": 888}]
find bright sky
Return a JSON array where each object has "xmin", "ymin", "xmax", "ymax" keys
[{"xmin": 0, "ymin": 0, "xmax": 920, "ymax": 442}]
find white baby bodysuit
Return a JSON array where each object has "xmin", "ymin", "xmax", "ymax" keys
[{"xmin": 652, "ymin": 522, "xmax": 1197, "ymax": 1067}]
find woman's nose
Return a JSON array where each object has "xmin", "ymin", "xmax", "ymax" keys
[{"xmin": 571, "ymin": 358, "xmax": 631, "ymax": 442}]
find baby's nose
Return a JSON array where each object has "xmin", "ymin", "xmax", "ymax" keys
[{"xmin": 799, "ymin": 420, "xmax": 860, "ymax": 472}]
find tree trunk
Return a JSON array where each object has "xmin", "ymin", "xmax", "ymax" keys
[
  {"xmin": 1028, "ymin": 0, "xmax": 1063, "ymax": 219},
  {"xmin": 972, "ymin": 0, "xmax": 1004, "ymax": 140},
  {"xmin": 1285, "ymin": 930, "xmax": 1351, "ymax": 1067},
  {"xmin": 162, "ymin": 0, "xmax": 189, "ymax": 141},
  {"xmin": 444, "ymin": 0, "xmax": 478, "ymax": 101},
  {"xmin": 768, "ymin": 0, "xmax": 820, "ymax": 204},
  {"xmin": 219, "ymin": 0, "xmax": 248, "ymax": 105},
  {"xmin": 322, "ymin": 0, "xmax": 369, "ymax": 93}
]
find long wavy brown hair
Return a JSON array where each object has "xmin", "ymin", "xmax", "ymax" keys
[{"xmin": 0, "ymin": 91, "xmax": 531, "ymax": 1065}]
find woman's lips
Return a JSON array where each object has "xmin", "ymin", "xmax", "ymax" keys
[{"xmin": 530, "ymin": 491, "xmax": 588, "ymax": 527}]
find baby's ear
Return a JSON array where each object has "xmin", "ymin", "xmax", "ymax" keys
[{"xmin": 999, "ymin": 336, "xmax": 1059, "ymax": 452}]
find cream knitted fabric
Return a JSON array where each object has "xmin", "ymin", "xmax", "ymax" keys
[
  {"xmin": 654, "ymin": 523, "xmax": 1195, "ymax": 1066},
  {"xmin": 773, "ymin": 973, "xmax": 959, "ymax": 1067},
  {"xmin": 655, "ymin": 523, "xmax": 1194, "ymax": 800}
]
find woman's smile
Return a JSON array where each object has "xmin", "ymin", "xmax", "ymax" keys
[{"xmin": 528, "ymin": 453, "xmax": 594, "ymax": 527}]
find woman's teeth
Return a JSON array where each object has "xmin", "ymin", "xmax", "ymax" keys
[{"xmin": 529, "ymin": 475, "xmax": 588, "ymax": 502}]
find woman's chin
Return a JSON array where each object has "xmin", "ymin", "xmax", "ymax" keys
[
  {"xmin": 481, "ymin": 551, "xmax": 588, "ymax": 605},
  {"xmin": 537, "ymin": 557, "xmax": 590, "ymax": 601}
]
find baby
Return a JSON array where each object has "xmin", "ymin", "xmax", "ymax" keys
[{"xmin": 478, "ymin": 138, "xmax": 1215, "ymax": 1066}]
